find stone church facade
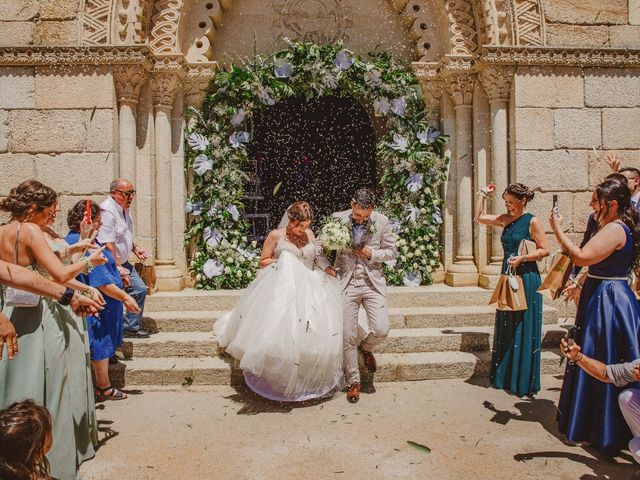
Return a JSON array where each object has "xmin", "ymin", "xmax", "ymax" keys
[{"xmin": 0, "ymin": 0, "xmax": 639, "ymax": 290}]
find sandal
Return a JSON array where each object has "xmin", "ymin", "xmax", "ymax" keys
[{"xmin": 95, "ymin": 385, "xmax": 128, "ymax": 401}]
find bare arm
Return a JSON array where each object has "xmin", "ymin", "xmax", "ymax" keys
[
  {"xmin": 560, "ymin": 339, "xmax": 610, "ymax": 383},
  {"xmin": 551, "ymin": 213, "xmax": 625, "ymax": 267},
  {"xmin": 474, "ymin": 184, "xmax": 508, "ymax": 228},
  {"xmin": 97, "ymin": 284, "xmax": 140, "ymax": 313},
  {"xmin": 259, "ymin": 231, "xmax": 280, "ymax": 269},
  {"xmin": 24, "ymin": 224, "xmax": 103, "ymax": 283}
]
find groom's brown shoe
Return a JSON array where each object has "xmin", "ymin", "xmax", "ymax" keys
[
  {"xmin": 347, "ymin": 383, "xmax": 360, "ymax": 403},
  {"xmin": 359, "ymin": 346, "xmax": 377, "ymax": 373}
]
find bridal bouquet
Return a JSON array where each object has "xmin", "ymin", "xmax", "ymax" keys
[{"xmin": 319, "ymin": 219, "xmax": 351, "ymax": 252}]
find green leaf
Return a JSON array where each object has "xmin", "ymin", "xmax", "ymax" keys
[{"xmin": 406, "ymin": 440, "xmax": 431, "ymax": 454}]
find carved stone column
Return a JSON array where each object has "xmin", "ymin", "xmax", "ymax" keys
[
  {"xmin": 478, "ymin": 66, "xmax": 514, "ymax": 286},
  {"xmin": 444, "ymin": 74, "xmax": 478, "ymax": 286},
  {"xmin": 114, "ymin": 65, "xmax": 147, "ymax": 184},
  {"xmin": 151, "ymin": 72, "xmax": 183, "ymax": 290}
]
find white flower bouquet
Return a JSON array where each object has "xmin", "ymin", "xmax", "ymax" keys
[{"xmin": 320, "ymin": 219, "xmax": 351, "ymax": 252}]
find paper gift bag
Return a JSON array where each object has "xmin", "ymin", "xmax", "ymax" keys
[
  {"xmin": 135, "ymin": 262, "xmax": 157, "ymax": 295},
  {"xmin": 537, "ymin": 252, "xmax": 572, "ymax": 300},
  {"xmin": 488, "ymin": 268, "xmax": 528, "ymax": 312}
]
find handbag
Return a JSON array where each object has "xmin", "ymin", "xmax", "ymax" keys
[
  {"xmin": 518, "ymin": 239, "xmax": 545, "ymax": 272},
  {"xmin": 488, "ymin": 266, "xmax": 528, "ymax": 312},
  {"xmin": 134, "ymin": 261, "xmax": 157, "ymax": 294},
  {"xmin": 537, "ymin": 251, "xmax": 573, "ymax": 300},
  {"xmin": 3, "ymin": 223, "xmax": 40, "ymax": 308}
]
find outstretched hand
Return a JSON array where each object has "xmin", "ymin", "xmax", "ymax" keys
[
  {"xmin": 0, "ymin": 313, "xmax": 18, "ymax": 360},
  {"xmin": 605, "ymin": 152, "xmax": 621, "ymax": 173}
]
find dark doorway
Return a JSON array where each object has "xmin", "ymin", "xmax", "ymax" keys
[{"xmin": 245, "ymin": 96, "xmax": 377, "ymax": 243}]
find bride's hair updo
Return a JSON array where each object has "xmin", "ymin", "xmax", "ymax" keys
[
  {"xmin": 287, "ymin": 201, "xmax": 312, "ymax": 223},
  {"xmin": 503, "ymin": 183, "xmax": 535, "ymax": 205},
  {"xmin": 0, "ymin": 180, "xmax": 58, "ymax": 218}
]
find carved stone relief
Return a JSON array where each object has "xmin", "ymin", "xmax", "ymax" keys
[
  {"xmin": 82, "ymin": 0, "xmax": 112, "ymax": 45},
  {"xmin": 445, "ymin": 0, "xmax": 478, "ymax": 56},
  {"xmin": 271, "ymin": 0, "xmax": 353, "ymax": 44},
  {"xmin": 478, "ymin": 65, "xmax": 513, "ymax": 101},
  {"xmin": 512, "ymin": 0, "xmax": 545, "ymax": 46},
  {"xmin": 149, "ymin": 0, "xmax": 184, "ymax": 54},
  {"xmin": 115, "ymin": 0, "xmax": 146, "ymax": 44},
  {"xmin": 114, "ymin": 64, "xmax": 148, "ymax": 104}
]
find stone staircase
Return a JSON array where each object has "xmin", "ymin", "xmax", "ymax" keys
[{"xmin": 112, "ymin": 285, "xmax": 568, "ymax": 388}]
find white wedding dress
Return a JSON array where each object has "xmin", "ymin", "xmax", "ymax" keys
[{"xmin": 214, "ymin": 234, "xmax": 345, "ymax": 402}]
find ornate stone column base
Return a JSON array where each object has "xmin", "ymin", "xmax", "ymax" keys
[
  {"xmin": 432, "ymin": 263, "xmax": 446, "ymax": 284},
  {"xmin": 445, "ymin": 262, "xmax": 479, "ymax": 286},
  {"xmin": 155, "ymin": 261, "xmax": 185, "ymax": 291}
]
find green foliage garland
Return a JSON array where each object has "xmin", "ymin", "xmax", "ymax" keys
[{"xmin": 185, "ymin": 40, "xmax": 449, "ymax": 289}]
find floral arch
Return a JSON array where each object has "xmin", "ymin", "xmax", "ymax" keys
[{"xmin": 184, "ymin": 41, "xmax": 449, "ymax": 289}]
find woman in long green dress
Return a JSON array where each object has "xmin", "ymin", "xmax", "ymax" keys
[
  {"xmin": 474, "ymin": 183, "xmax": 550, "ymax": 396},
  {"xmin": 0, "ymin": 180, "xmax": 105, "ymax": 479}
]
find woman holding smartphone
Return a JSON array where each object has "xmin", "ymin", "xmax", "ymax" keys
[
  {"xmin": 553, "ymin": 178, "xmax": 640, "ymax": 456},
  {"xmin": 474, "ymin": 183, "xmax": 549, "ymax": 397}
]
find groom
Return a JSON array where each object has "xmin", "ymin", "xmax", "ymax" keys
[{"xmin": 318, "ymin": 188, "xmax": 398, "ymax": 403}]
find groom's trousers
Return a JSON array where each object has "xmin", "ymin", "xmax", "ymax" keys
[{"xmin": 343, "ymin": 276, "xmax": 390, "ymax": 385}]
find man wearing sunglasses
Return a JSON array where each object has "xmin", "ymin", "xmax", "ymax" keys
[{"xmin": 98, "ymin": 178, "xmax": 151, "ymax": 339}]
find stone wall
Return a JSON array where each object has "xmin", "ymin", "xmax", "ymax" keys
[
  {"xmin": 0, "ymin": 64, "xmax": 117, "ymax": 236},
  {"xmin": 514, "ymin": 65, "xmax": 640, "ymax": 250},
  {"xmin": 545, "ymin": 0, "xmax": 640, "ymax": 48}
]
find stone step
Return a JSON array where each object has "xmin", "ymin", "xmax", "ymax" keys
[
  {"xmin": 126, "ymin": 326, "xmax": 565, "ymax": 358},
  {"xmin": 110, "ymin": 357, "xmax": 235, "ymax": 388},
  {"xmin": 113, "ymin": 349, "xmax": 563, "ymax": 386},
  {"xmin": 142, "ymin": 305, "xmax": 559, "ymax": 333},
  {"xmin": 377, "ymin": 325, "xmax": 565, "ymax": 354},
  {"xmin": 145, "ymin": 285, "xmax": 494, "ymax": 312},
  {"xmin": 127, "ymin": 332, "xmax": 218, "ymax": 358}
]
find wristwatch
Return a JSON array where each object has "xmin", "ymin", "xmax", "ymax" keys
[{"xmin": 58, "ymin": 287, "xmax": 75, "ymax": 306}]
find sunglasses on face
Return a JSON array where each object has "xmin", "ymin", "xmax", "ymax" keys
[{"xmin": 113, "ymin": 189, "xmax": 136, "ymax": 198}]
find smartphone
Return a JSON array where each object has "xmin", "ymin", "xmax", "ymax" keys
[
  {"xmin": 552, "ymin": 194, "xmax": 559, "ymax": 216},
  {"xmin": 559, "ymin": 324, "xmax": 577, "ymax": 366},
  {"xmin": 85, "ymin": 199, "xmax": 92, "ymax": 223}
]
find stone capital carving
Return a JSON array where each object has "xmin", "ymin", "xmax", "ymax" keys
[
  {"xmin": 445, "ymin": 74, "xmax": 475, "ymax": 106},
  {"xmin": 114, "ymin": 65, "xmax": 148, "ymax": 105},
  {"xmin": 478, "ymin": 66, "xmax": 514, "ymax": 102},
  {"xmin": 151, "ymin": 72, "xmax": 180, "ymax": 109}
]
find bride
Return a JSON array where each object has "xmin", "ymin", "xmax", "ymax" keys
[{"xmin": 214, "ymin": 201, "xmax": 344, "ymax": 402}]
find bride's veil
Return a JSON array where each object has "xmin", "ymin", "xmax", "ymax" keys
[{"xmin": 277, "ymin": 205, "xmax": 291, "ymax": 229}]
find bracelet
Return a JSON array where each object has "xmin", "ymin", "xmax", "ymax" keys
[
  {"xmin": 80, "ymin": 288, "xmax": 95, "ymax": 298},
  {"xmin": 575, "ymin": 352, "xmax": 584, "ymax": 364},
  {"xmin": 58, "ymin": 287, "xmax": 75, "ymax": 306},
  {"xmin": 81, "ymin": 258, "xmax": 94, "ymax": 275},
  {"xmin": 477, "ymin": 190, "xmax": 488, "ymax": 198}
]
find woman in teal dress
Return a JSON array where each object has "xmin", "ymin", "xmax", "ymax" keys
[
  {"xmin": 0, "ymin": 180, "xmax": 105, "ymax": 480},
  {"xmin": 474, "ymin": 183, "xmax": 550, "ymax": 396}
]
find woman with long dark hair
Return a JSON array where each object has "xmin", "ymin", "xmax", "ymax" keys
[
  {"xmin": 475, "ymin": 183, "xmax": 550, "ymax": 397},
  {"xmin": 553, "ymin": 178, "xmax": 640, "ymax": 456}
]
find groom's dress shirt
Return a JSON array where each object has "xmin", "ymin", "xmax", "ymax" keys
[{"xmin": 352, "ymin": 222, "xmax": 368, "ymax": 283}]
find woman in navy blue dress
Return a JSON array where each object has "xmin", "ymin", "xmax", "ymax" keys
[
  {"xmin": 65, "ymin": 200, "xmax": 140, "ymax": 401},
  {"xmin": 553, "ymin": 178, "xmax": 640, "ymax": 456}
]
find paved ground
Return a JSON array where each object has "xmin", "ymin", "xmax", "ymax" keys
[{"xmin": 80, "ymin": 375, "xmax": 638, "ymax": 480}]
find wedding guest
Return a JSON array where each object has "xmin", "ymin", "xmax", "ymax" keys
[
  {"xmin": 554, "ymin": 178, "xmax": 640, "ymax": 456},
  {"xmin": 0, "ymin": 180, "xmax": 105, "ymax": 480},
  {"xmin": 0, "ymin": 262, "xmax": 103, "ymax": 361},
  {"xmin": 568, "ymin": 173, "xmax": 628, "ymax": 282},
  {"xmin": 474, "ymin": 183, "xmax": 549, "ymax": 396},
  {"xmin": 560, "ymin": 338, "xmax": 640, "ymax": 463},
  {"xmin": 0, "ymin": 399, "xmax": 53, "ymax": 480},
  {"xmin": 98, "ymin": 178, "xmax": 151, "ymax": 339},
  {"xmin": 67, "ymin": 200, "xmax": 140, "ymax": 400}
]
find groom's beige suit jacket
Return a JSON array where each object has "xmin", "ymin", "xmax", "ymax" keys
[{"xmin": 316, "ymin": 209, "xmax": 397, "ymax": 294}]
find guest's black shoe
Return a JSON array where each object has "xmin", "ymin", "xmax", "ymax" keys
[
  {"xmin": 123, "ymin": 329, "xmax": 150, "ymax": 339},
  {"xmin": 358, "ymin": 346, "xmax": 377, "ymax": 373}
]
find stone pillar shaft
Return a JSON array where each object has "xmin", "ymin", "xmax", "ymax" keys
[
  {"xmin": 118, "ymin": 101, "xmax": 138, "ymax": 183},
  {"xmin": 444, "ymin": 74, "xmax": 478, "ymax": 286},
  {"xmin": 151, "ymin": 72, "xmax": 183, "ymax": 290},
  {"xmin": 489, "ymin": 98, "xmax": 509, "ymax": 264}
]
